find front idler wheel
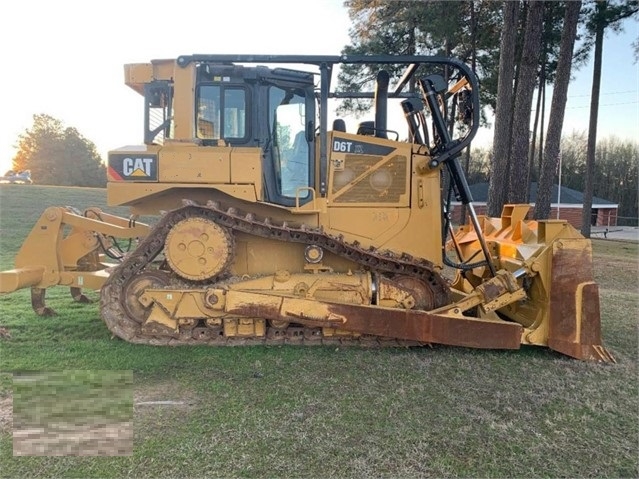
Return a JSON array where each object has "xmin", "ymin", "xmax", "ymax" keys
[{"xmin": 120, "ymin": 270, "xmax": 171, "ymax": 324}]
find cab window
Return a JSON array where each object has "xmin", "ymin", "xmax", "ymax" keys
[
  {"xmin": 197, "ymin": 85, "xmax": 247, "ymax": 141},
  {"xmin": 144, "ymin": 81, "xmax": 174, "ymax": 145}
]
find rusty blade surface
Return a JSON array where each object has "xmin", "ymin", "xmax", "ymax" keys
[
  {"xmin": 224, "ymin": 290, "xmax": 523, "ymax": 350},
  {"xmin": 547, "ymin": 239, "xmax": 615, "ymax": 363}
]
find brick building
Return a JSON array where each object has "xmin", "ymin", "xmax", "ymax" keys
[{"xmin": 450, "ymin": 182, "xmax": 618, "ymax": 229}]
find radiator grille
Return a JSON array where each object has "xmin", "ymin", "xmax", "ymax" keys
[{"xmin": 332, "ymin": 154, "xmax": 407, "ymax": 204}]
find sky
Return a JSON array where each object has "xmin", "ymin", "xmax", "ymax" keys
[{"xmin": 1, "ymin": 0, "xmax": 637, "ymax": 175}]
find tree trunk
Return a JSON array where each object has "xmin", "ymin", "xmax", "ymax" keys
[
  {"xmin": 487, "ymin": 0, "xmax": 520, "ymax": 217},
  {"xmin": 507, "ymin": 0, "xmax": 545, "ymax": 204},
  {"xmin": 581, "ymin": 2, "xmax": 606, "ymax": 237},
  {"xmin": 528, "ymin": 81, "xmax": 543, "ymax": 200},
  {"xmin": 535, "ymin": 1, "xmax": 582, "ymax": 220},
  {"xmin": 537, "ymin": 82, "xmax": 545, "ymax": 182}
]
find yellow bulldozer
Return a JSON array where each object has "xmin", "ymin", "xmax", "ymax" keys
[{"xmin": 0, "ymin": 54, "xmax": 613, "ymax": 362}]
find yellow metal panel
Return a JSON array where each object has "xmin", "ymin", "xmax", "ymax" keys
[
  {"xmin": 124, "ymin": 63, "xmax": 153, "ymax": 95},
  {"xmin": 124, "ymin": 60, "xmax": 176, "ymax": 95},
  {"xmin": 376, "ymin": 171, "xmax": 442, "ymax": 265},
  {"xmin": 0, "ymin": 267, "xmax": 44, "ymax": 293},
  {"xmin": 13, "ymin": 207, "xmax": 65, "ymax": 288},
  {"xmin": 328, "ymin": 207, "xmax": 402, "ymax": 242},
  {"xmin": 107, "ymin": 182, "xmax": 176, "ymax": 207},
  {"xmin": 159, "ymin": 146, "xmax": 231, "ymax": 183},
  {"xmin": 230, "ymin": 148, "xmax": 262, "ymax": 184},
  {"xmin": 232, "ymin": 237, "xmax": 306, "ymax": 276},
  {"xmin": 59, "ymin": 271, "xmax": 109, "ymax": 290},
  {"xmin": 107, "ymin": 183, "xmax": 258, "ymax": 212},
  {"xmin": 212, "ymin": 185, "xmax": 258, "ymax": 202},
  {"xmin": 172, "ymin": 62, "xmax": 196, "ymax": 140}
]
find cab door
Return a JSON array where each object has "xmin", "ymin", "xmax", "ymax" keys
[{"xmin": 263, "ymin": 83, "xmax": 315, "ymax": 207}]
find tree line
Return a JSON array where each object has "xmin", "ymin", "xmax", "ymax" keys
[
  {"xmin": 11, "ymin": 114, "xmax": 106, "ymax": 188},
  {"xmin": 338, "ymin": 0, "xmax": 638, "ymax": 236},
  {"xmin": 465, "ymin": 135, "xmax": 638, "ymax": 225}
]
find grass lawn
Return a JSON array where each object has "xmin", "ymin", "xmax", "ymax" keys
[{"xmin": 0, "ymin": 184, "xmax": 637, "ymax": 477}]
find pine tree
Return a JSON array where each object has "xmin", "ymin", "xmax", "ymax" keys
[
  {"xmin": 535, "ymin": 1, "xmax": 582, "ymax": 220},
  {"xmin": 580, "ymin": 0, "xmax": 638, "ymax": 236},
  {"xmin": 487, "ymin": 1, "xmax": 520, "ymax": 216}
]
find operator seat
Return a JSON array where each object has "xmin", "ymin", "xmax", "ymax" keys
[
  {"xmin": 281, "ymin": 131, "xmax": 309, "ymax": 196},
  {"xmin": 357, "ymin": 121, "xmax": 375, "ymax": 135},
  {"xmin": 290, "ymin": 131, "xmax": 308, "ymax": 165},
  {"xmin": 332, "ymin": 119, "xmax": 346, "ymax": 132}
]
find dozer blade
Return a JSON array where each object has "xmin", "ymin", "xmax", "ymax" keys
[
  {"xmin": 450, "ymin": 205, "xmax": 614, "ymax": 363},
  {"xmin": 222, "ymin": 290, "xmax": 524, "ymax": 350},
  {"xmin": 547, "ymin": 238, "xmax": 614, "ymax": 363}
]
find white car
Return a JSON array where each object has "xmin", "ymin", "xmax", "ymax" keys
[{"xmin": 0, "ymin": 170, "xmax": 33, "ymax": 184}]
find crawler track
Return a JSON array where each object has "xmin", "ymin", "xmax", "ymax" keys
[{"xmin": 100, "ymin": 200, "xmax": 452, "ymax": 346}]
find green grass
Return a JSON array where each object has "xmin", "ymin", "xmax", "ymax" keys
[{"xmin": 0, "ymin": 185, "xmax": 637, "ymax": 477}]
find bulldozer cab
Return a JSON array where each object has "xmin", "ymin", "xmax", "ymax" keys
[
  {"xmin": 118, "ymin": 61, "xmax": 316, "ymax": 208},
  {"xmin": 107, "ymin": 55, "xmax": 478, "ymax": 217}
]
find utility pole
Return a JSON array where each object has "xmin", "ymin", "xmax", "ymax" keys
[{"xmin": 556, "ymin": 151, "xmax": 562, "ymax": 220}]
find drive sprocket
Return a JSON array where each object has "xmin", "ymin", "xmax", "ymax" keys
[{"xmin": 164, "ymin": 217, "xmax": 234, "ymax": 281}]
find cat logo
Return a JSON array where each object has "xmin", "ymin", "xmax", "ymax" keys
[
  {"xmin": 123, "ymin": 157, "xmax": 154, "ymax": 177},
  {"xmin": 108, "ymin": 153, "xmax": 158, "ymax": 182}
]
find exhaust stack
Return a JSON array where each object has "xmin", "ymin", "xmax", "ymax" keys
[{"xmin": 374, "ymin": 70, "xmax": 389, "ymax": 139}]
